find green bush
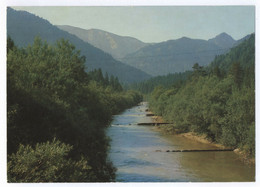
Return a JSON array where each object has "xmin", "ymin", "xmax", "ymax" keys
[{"xmin": 8, "ymin": 139, "xmax": 93, "ymax": 182}]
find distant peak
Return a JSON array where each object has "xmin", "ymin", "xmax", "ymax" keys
[
  {"xmin": 177, "ymin": 36, "xmax": 191, "ymax": 41},
  {"xmin": 208, "ymin": 32, "xmax": 235, "ymax": 48},
  {"xmin": 218, "ymin": 32, "xmax": 229, "ymax": 36},
  {"xmin": 210, "ymin": 32, "xmax": 234, "ymax": 41},
  {"xmin": 180, "ymin": 36, "xmax": 190, "ymax": 39}
]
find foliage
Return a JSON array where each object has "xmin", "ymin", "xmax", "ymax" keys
[
  {"xmin": 7, "ymin": 37, "xmax": 142, "ymax": 182},
  {"xmin": 127, "ymin": 71, "xmax": 192, "ymax": 94},
  {"xmin": 148, "ymin": 34, "xmax": 255, "ymax": 156},
  {"xmin": 88, "ymin": 69, "xmax": 123, "ymax": 92},
  {"xmin": 8, "ymin": 139, "xmax": 92, "ymax": 182},
  {"xmin": 209, "ymin": 34, "xmax": 255, "ymax": 72}
]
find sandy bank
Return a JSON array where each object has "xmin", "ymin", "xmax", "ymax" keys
[{"xmin": 151, "ymin": 114, "xmax": 255, "ymax": 165}]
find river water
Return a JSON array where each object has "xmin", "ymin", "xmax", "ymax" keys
[{"xmin": 106, "ymin": 102, "xmax": 255, "ymax": 182}]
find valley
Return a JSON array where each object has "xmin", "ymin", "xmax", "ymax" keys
[{"xmin": 6, "ymin": 6, "xmax": 255, "ymax": 183}]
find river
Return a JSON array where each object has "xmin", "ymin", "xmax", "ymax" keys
[{"xmin": 106, "ymin": 102, "xmax": 255, "ymax": 182}]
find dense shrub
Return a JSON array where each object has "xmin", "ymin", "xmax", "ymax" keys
[{"xmin": 8, "ymin": 139, "xmax": 92, "ymax": 182}]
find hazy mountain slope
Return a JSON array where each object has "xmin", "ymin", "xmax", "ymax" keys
[
  {"xmin": 131, "ymin": 34, "xmax": 255, "ymax": 94},
  {"xmin": 7, "ymin": 8, "xmax": 151, "ymax": 83},
  {"xmin": 122, "ymin": 36, "xmax": 230, "ymax": 76},
  {"xmin": 208, "ymin": 32, "xmax": 236, "ymax": 48},
  {"xmin": 57, "ymin": 25, "xmax": 148, "ymax": 59}
]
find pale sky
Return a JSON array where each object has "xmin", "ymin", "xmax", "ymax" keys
[{"xmin": 12, "ymin": 6, "xmax": 254, "ymax": 43}]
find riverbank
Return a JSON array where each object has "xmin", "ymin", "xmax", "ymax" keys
[{"xmin": 151, "ymin": 114, "xmax": 255, "ymax": 165}]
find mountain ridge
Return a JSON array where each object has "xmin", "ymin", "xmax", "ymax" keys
[
  {"xmin": 7, "ymin": 8, "xmax": 151, "ymax": 83},
  {"xmin": 8, "ymin": 8, "xmax": 252, "ymax": 79},
  {"xmin": 57, "ymin": 25, "xmax": 149, "ymax": 60},
  {"xmin": 121, "ymin": 32, "xmax": 250, "ymax": 76}
]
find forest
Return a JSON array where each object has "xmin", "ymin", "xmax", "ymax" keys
[
  {"xmin": 7, "ymin": 37, "xmax": 142, "ymax": 182},
  {"xmin": 6, "ymin": 32, "xmax": 255, "ymax": 182},
  {"xmin": 148, "ymin": 34, "xmax": 255, "ymax": 157}
]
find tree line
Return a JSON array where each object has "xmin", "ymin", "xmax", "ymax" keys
[
  {"xmin": 126, "ymin": 71, "xmax": 192, "ymax": 94},
  {"xmin": 148, "ymin": 34, "xmax": 255, "ymax": 157},
  {"xmin": 88, "ymin": 68, "xmax": 123, "ymax": 92},
  {"xmin": 7, "ymin": 36, "xmax": 142, "ymax": 182}
]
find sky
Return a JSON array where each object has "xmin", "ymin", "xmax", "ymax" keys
[{"xmin": 12, "ymin": 6, "xmax": 255, "ymax": 43}]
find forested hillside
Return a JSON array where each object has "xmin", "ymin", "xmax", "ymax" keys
[
  {"xmin": 208, "ymin": 33, "xmax": 255, "ymax": 71},
  {"xmin": 148, "ymin": 34, "xmax": 255, "ymax": 156},
  {"xmin": 7, "ymin": 8, "xmax": 151, "ymax": 83},
  {"xmin": 129, "ymin": 33, "xmax": 254, "ymax": 94},
  {"xmin": 7, "ymin": 37, "xmax": 142, "ymax": 182}
]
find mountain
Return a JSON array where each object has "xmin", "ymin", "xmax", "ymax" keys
[
  {"xmin": 7, "ymin": 8, "xmax": 151, "ymax": 83},
  {"xmin": 234, "ymin": 33, "xmax": 252, "ymax": 46},
  {"xmin": 57, "ymin": 25, "xmax": 148, "ymax": 60},
  {"xmin": 209, "ymin": 33, "xmax": 255, "ymax": 71},
  {"xmin": 121, "ymin": 33, "xmax": 248, "ymax": 76},
  {"xmin": 129, "ymin": 34, "xmax": 255, "ymax": 94},
  {"xmin": 121, "ymin": 36, "xmax": 230, "ymax": 76},
  {"xmin": 208, "ymin": 32, "xmax": 236, "ymax": 48}
]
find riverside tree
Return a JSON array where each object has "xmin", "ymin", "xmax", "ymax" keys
[
  {"xmin": 148, "ymin": 34, "xmax": 255, "ymax": 156},
  {"xmin": 7, "ymin": 36, "xmax": 143, "ymax": 182}
]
